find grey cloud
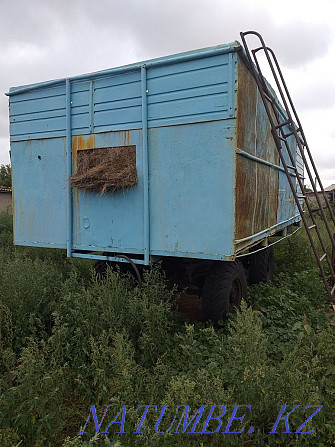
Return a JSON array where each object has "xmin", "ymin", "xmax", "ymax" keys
[
  {"xmin": 294, "ymin": 83, "xmax": 335, "ymax": 111},
  {"xmin": 313, "ymin": 148, "xmax": 335, "ymax": 174},
  {"xmin": 0, "ymin": 0, "xmax": 334, "ymax": 170},
  {"xmin": 1, "ymin": 1, "xmax": 330, "ymax": 83},
  {"xmin": 268, "ymin": 22, "xmax": 333, "ymax": 68},
  {"xmin": 0, "ymin": 0, "xmax": 59, "ymax": 48}
]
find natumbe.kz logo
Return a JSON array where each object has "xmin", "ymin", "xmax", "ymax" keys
[{"xmin": 78, "ymin": 404, "xmax": 323, "ymax": 435}]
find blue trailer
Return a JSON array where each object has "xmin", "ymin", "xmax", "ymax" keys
[{"xmin": 7, "ymin": 36, "xmax": 305, "ymax": 320}]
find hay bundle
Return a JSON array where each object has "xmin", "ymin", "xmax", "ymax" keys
[{"xmin": 70, "ymin": 146, "xmax": 137, "ymax": 194}]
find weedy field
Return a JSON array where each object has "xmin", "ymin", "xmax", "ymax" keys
[{"xmin": 0, "ymin": 210, "xmax": 334, "ymax": 446}]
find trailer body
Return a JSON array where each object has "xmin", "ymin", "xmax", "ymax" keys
[{"xmin": 8, "ymin": 41, "xmax": 302, "ymax": 265}]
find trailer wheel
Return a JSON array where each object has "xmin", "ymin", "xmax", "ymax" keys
[
  {"xmin": 248, "ymin": 246, "xmax": 274, "ymax": 284},
  {"xmin": 94, "ymin": 260, "xmax": 111, "ymax": 277},
  {"xmin": 94, "ymin": 258, "xmax": 142, "ymax": 284},
  {"xmin": 202, "ymin": 260, "xmax": 247, "ymax": 322}
]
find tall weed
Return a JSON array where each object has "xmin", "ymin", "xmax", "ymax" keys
[{"xmin": 0, "ymin": 211, "xmax": 334, "ymax": 446}]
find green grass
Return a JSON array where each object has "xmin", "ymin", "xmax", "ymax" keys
[{"xmin": 0, "ymin": 211, "xmax": 334, "ymax": 446}]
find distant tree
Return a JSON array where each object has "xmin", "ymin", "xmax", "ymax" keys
[{"xmin": 0, "ymin": 164, "xmax": 11, "ymax": 187}]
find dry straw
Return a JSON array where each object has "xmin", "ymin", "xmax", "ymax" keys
[{"xmin": 70, "ymin": 146, "xmax": 137, "ymax": 194}]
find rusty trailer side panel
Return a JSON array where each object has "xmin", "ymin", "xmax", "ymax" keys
[
  {"xmin": 234, "ymin": 55, "xmax": 300, "ymax": 253},
  {"xmin": 235, "ymin": 57, "xmax": 279, "ymax": 246}
]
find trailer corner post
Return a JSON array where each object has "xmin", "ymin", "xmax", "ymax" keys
[
  {"xmin": 141, "ymin": 65, "xmax": 150, "ymax": 265},
  {"xmin": 66, "ymin": 78, "xmax": 73, "ymax": 258}
]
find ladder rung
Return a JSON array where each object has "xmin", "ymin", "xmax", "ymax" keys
[
  {"xmin": 298, "ymin": 195, "xmax": 306, "ymax": 199},
  {"xmin": 286, "ymin": 165, "xmax": 297, "ymax": 171},
  {"xmin": 311, "ymin": 208, "xmax": 320, "ymax": 213},
  {"xmin": 275, "ymin": 119, "xmax": 291, "ymax": 129},
  {"xmin": 308, "ymin": 224, "xmax": 316, "ymax": 230},
  {"xmin": 319, "ymin": 253, "xmax": 327, "ymax": 262},
  {"xmin": 283, "ymin": 128, "xmax": 300, "ymax": 138}
]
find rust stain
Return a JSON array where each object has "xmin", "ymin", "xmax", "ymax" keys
[
  {"xmin": 235, "ymin": 56, "xmax": 257, "ymax": 153},
  {"xmin": 72, "ymin": 134, "xmax": 96, "ymax": 173},
  {"xmin": 235, "ymin": 157, "xmax": 279, "ymax": 241},
  {"xmin": 256, "ymin": 98, "xmax": 280, "ymax": 167},
  {"xmin": 235, "ymin": 55, "xmax": 279, "ymax": 243},
  {"xmin": 120, "ymin": 130, "xmax": 130, "ymax": 146},
  {"xmin": 72, "ymin": 134, "xmax": 96, "ymax": 151},
  {"xmin": 235, "ymin": 156, "xmax": 255, "ymax": 240},
  {"xmin": 254, "ymin": 163, "xmax": 279, "ymax": 234}
]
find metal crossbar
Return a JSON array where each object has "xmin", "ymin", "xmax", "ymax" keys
[{"xmin": 240, "ymin": 31, "xmax": 335, "ymax": 302}]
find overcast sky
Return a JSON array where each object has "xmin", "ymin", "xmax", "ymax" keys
[{"xmin": 1, "ymin": 0, "xmax": 334, "ymax": 186}]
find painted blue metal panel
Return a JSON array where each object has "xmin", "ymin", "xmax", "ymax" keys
[
  {"xmin": 69, "ymin": 121, "xmax": 236, "ymax": 259},
  {"xmin": 94, "ymin": 79, "xmax": 141, "ymax": 102},
  {"xmin": 72, "ymin": 130, "xmax": 144, "ymax": 252},
  {"xmin": 71, "ymin": 114, "xmax": 90, "ymax": 134},
  {"xmin": 93, "ymin": 107, "xmax": 142, "ymax": 131},
  {"xmin": 11, "ymin": 138, "xmax": 67, "ymax": 246},
  {"xmin": 9, "ymin": 96, "xmax": 65, "ymax": 116},
  {"xmin": 93, "ymin": 72, "xmax": 142, "ymax": 132},
  {"xmin": 9, "ymin": 84, "xmax": 65, "ymax": 102},
  {"xmin": 10, "ymin": 116, "xmax": 65, "ymax": 138},
  {"xmin": 147, "ymin": 54, "xmax": 231, "ymax": 127},
  {"xmin": 149, "ymin": 121, "xmax": 236, "ymax": 258},
  {"xmin": 9, "ymin": 85, "xmax": 66, "ymax": 141},
  {"xmin": 70, "ymin": 81, "xmax": 92, "ymax": 135}
]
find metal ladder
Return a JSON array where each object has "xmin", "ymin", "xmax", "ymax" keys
[{"xmin": 240, "ymin": 31, "xmax": 335, "ymax": 303}]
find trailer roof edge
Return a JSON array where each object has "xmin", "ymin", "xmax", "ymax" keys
[{"xmin": 6, "ymin": 41, "xmax": 242, "ymax": 97}]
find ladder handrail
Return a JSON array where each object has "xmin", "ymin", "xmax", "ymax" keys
[
  {"xmin": 240, "ymin": 32, "xmax": 335, "ymax": 225},
  {"xmin": 240, "ymin": 30, "xmax": 335, "ymax": 302},
  {"xmin": 262, "ymin": 46, "xmax": 335, "ymax": 226},
  {"xmin": 243, "ymin": 38, "xmax": 335, "ymax": 249}
]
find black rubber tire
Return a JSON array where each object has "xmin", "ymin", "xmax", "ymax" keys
[
  {"xmin": 202, "ymin": 260, "xmax": 247, "ymax": 322},
  {"xmin": 248, "ymin": 246, "xmax": 274, "ymax": 284},
  {"xmin": 94, "ymin": 260, "xmax": 112, "ymax": 277}
]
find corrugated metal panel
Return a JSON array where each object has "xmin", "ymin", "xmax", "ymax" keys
[
  {"xmin": 147, "ymin": 54, "xmax": 232, "ymax": 127},
  {"xmin": 9, "ymin": 85, "xmax": 66, "ymax": 141},
  {"xmin": 93, "ymin": 71, "xmax": 142, "ymax": 132},
  {"xmin": 9, "ymin": 49, "xmax": 235, "ymax": 142},
  {"xmin": 71, "ymin": 81, "xmax": 90, "ymax": 133}
]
